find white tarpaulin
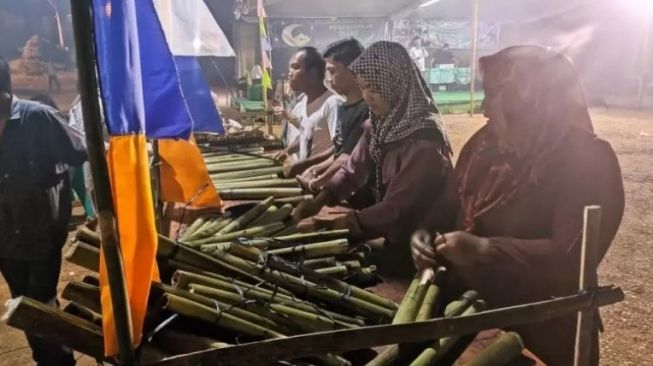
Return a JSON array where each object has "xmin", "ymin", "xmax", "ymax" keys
[{"xmin": 153, "ymin": 0, "xmax": 235, "ymax": 57}]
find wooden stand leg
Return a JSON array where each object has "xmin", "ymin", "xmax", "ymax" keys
[{"xmin": 574, "ymin": 206, "xmax": 602, "ymax": 366}]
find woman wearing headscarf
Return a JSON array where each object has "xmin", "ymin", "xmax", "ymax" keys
[
  {"xmin": 412, "ymin": 46, "xmax": 625, "ymax": 365},
  {"xmin": 294, "ymin": 41, "xmax": 453, "ymax": 278}
]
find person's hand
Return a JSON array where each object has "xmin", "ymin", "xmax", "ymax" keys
[
  {"xmin": 283, "ymin": 163, "xmax": 301, "ymax": 178},
  {"xmin": 293, "ymin": 199, "xmax": 323, "ymax": 222},
  {"xmin": 433, "ymin": 231, "xmax": 491, "ymax": 267},
  {"xmin": 273, "ymin": 149, "xmax": 290, "ymax": 163},
  {"xmin": 297, "ymin": 169, "xmax": 318, "ymax": 192},
  {"xmin": 411, "ymin": 230, "xmax": 436, "ymax": 271}
]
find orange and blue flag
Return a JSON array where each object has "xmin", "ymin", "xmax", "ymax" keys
[{"xmin": 91, "ymin": 0, "xmax": 222, "ymax": 356}]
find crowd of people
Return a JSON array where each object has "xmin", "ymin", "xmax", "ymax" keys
[
  {"xmin": 0, "ymin": 35, "xmax": 627, "ymax": 365},
  {"xmin": 275, "ymin": 39, "xmax": 625, "ymax": 366}
]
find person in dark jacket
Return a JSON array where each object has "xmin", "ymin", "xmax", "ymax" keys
[{"xmin": 0, "ymin": 56, "xmax": 86, "ymax": 366}]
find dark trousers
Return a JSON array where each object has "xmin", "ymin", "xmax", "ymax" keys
[{"xmin": 0, "ymin": 251, "xmax": 76, "ymax": 366}]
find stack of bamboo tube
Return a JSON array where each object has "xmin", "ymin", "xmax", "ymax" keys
[
  {"xmin": 4, "ymin": 227, "xmax": 526, "ymax": 365},
  {"xmin": 178, "ymin": 197, "xmax": 378, "ymax": 285},
  {"xmin": 202, "ymin": 151, "xmax": 310, "ymax": 203}
]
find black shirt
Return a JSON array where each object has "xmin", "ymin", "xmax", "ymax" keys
[
  {"xmin": 333, "ymin": 99, "xmax": 369, "ymax": 157},
  {"xmin": 0, "ymin": 99, "xmax": 87, "ymax": 260}
]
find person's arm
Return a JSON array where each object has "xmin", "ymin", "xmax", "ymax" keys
[
  {"xmin": 293, "ymin": 128, "xmax": 373, "ymax": 221},
  {"xmin": 284, "ymin": 145, "xmax": 334, "ymax": 178},
  {"xmin": 344, "ymin": 140, "xmax": 449, "ymax": 239},
  {"xmin": 415, "ymin": 140, "xmax": 625, "ymax": 288},
  {"xmin": 273, "ymin": 138, "xmax": 299, "ymax": 162},
  {"xmin": 44, "ymin": 108, "xmax": 88, "ymax": 166},
  {"xmin": 311, "ymin": 153, "xmax": 349, "ymax": 191}
]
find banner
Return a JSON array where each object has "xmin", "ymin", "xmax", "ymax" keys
[
  {"xmin": 392, "ymin": 19, "xmax": 500, "ymax": 50},
  {"xmin": 269, "ymin": 18, "xmax": 388, "ymax": 50}
]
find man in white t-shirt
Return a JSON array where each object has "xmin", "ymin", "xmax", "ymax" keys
[
  {"xmin": 409, "ymin": 37, "xmax": 429, "ymax": 72},
  {"xmin": 274, "ymin": 47, "xmax": 340, "ymax": 177}
]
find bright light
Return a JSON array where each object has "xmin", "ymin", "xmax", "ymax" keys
[
  {"xmin": 419, "ymin": 0, "xmax": 443, "ymax": 8},
  {"xmin": 623, "ymin": 0, "xmax": 653, "ymax": 16},
  {"xmin": 192, "ymin": 38, "xmax": 202, "ymax": 51}
]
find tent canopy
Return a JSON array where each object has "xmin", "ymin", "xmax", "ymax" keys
[{"xmin": 264, "ymin": 0, "xmax": 596, "ymax": 21}]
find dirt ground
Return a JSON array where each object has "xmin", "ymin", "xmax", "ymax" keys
[{"xmin": 0, "ymin": 108, "xmax": 651, "ymax": 365}]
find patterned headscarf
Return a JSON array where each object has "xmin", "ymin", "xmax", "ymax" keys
[
  {"xmin": 458, "ymin": 45, "xmax": 595, "ymax": 231},
  {"xmin": 348, "ymin": 41, "xmax": 451, "ymax": 200}
]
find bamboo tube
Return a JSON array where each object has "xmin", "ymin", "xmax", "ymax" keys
[
  {"xmin": 249, "ymin": 203, "xmax": 294, "ymax": 227},
  {"xmin": 74, "ymin": 228, "xmax": 100, "ymax": 247},
  {"xmin": 220, "ymin": 188, "xmax": 303, "ymax": 200},
  {"xmin": 301, "ymin": 257, "xmax": 338, "ymax": 269},
  {"xmin": 191, "ymin": 223, "xmax": 285, "ymax": 247},
  {"xmin": 272, "ymin": 224, "xmax": 299, "ymax": 236},
  {"xmin": 272, "ymin": 230, "xmax": 350, "ymax": 244},
  {"xmin": 158, "ymin": 234, "xmax": 265, "ymax": 281},
  {"xmin": 213, "ymin": 174, "xmax": 281, "ymax": 184},
  {"xmin": 158, "ymin": 283, "xmax": 285, "ymax": 333},
  {"xmin": 64, "ymin": 241, "xmax": 100, "ymax": 272},
  {"xmin": 189, "ymin": 284, "xmax": 354, "ymax": 333},
  {"xmin": 180, "ymin": 216, "xmax": 213, "ymax": 241},
  {"xmin": 392, "ymin": 271, "xmax": 434, "ymax": 325},
  {"xmin": 415, "ymin": 267, "xmax": 446, "ymax": 322},
  {"xmin": 64, "ymin": 302, "xmax": 102, "ymax": 325},
  {"xmin": 246, "ymin": 205, "xmax": 278, "ymax": 227},
  {"xmin": 172, "ymin": 269, "xmax": 363, "ymax": 326},
  {"xmin": 314, "ymin": 265, "xmax": 349, "ymax": 278},
  {"xmin": 172, "ymin": 270, "xmax": 295, "ymax": 303},
  {"xmin": 187, "ymin": 218, "xmax": 232, "ymax": 241},
  {"xmin": 355, "ymin": 265, "xmax": 378, "ymax": 283},
  {"xmin": 211, "ymin": 166, "xmax": 283, "ymax": 181},
  {"xmin": 217, "ymin": 242, "xmax": 398, "ymax": 313},
  {"xmin": 205, "ymin": 157, "xmax": 272, "ymax": 167},
  {"xmin": 274, "ymin": 195, "xmax": 313, "ymax": 204},
  {"xmin": 408, "ymin": 300, "xmax": 487, "ymax": 366},
  {"xmin": 444, "ymin": 290, "xmax": 479, "ymax": 317},
  {"xmin": 62, "ymin": 282, "xmax": 101, "ymax": 313},
  {"xmin": 164, "ymin": 293, "xmax": 349, "ymax": 366},
  {"xmin": 219, "ymin": 197, "xmax": 275, "ymax": 234},
  {"xmin": 267, "ymin": 239, "xmax": 350, "ymax": 259},
  {"xmin": 207, "ymin": 159, "xmax": 278, "ymax": 174},
  {"xmin": 211, "ymin": 250, "xmax": 395, "ymax": 320},
  {"xmin": 162, "ymin": 293, "xmax": 285, "ymax": 339},
  {"xmin": 460, "ymin": 332, "xmax": 524, "ymax": 366},
  {"xmin": 215, "ymin": 179, "xmax": 299, "ymax": 190}
]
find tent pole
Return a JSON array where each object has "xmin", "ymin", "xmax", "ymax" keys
[
  {"xmin": 70, "ymin": 0, "xmax": 136, "ymax": 364},
  {"xmin": 469, "ymin": 0, "xmax": 479, "ymax": 116}
]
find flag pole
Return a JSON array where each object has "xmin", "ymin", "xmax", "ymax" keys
[
  {"xmin": 70, "ymin": 0, "xmax": 136, "ymax": 364},
  {"xmin": 469, "ymin": 0, "xmax": 479, "ymax": 116}
]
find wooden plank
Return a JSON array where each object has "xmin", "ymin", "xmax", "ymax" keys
[
  {"xmin": 3, "ymin": 296, "xmax": 105, "ymax": 358},
  {"xmin": 145, "ymin": 286, "xmax": 623, "ymax": 366},
  {"xmin": 574, "ymin": 206, "xmax": 602, "ymax": 366}
]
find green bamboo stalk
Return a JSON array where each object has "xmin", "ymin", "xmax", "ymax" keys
[
  {"xmin": 355, "ymin": 265, "xmax": 378, "ymax": 283},
  {"xmin": 187, "ymin": 218, "xmax": 232, "ymax": 241},
  {"xmin": 159, "ymin": 283, "xmax": 284, "ymax": 333},
  {"xmin": 408, "ymin": 300, "xmax": 487, "ymax": 366},
  {"xmin": 415, "ymin": 267, "xmax": 446, "ymax": 322},
  {"xmin": 180, "ymin": 216, "xmax": 211, "ymax": 241},
  {"xmin": 217, "ymin": 241, "xmax": 398, "ymax": 313},
  {"xmin": 191, "ymin": 222, "xmax": 285, "ymax": 248},
  {"xmin": 444, "ymin": 290, "xmax": 479, "ymax": 317},
  {"xmin": 212, "ymin": 174, "xmax": 281, "ymax": 185},
  {"xmin": 314, "ymin": 265, "xmax": 348, "ymax": 278},
  {"xmin": 211, "ymin": 166, "xmax": 283, "ymax": 181},
  {"xmin": 271, "ymin": 224, "xmax": 299, "ymax": 237},
  {"xmin": 259, "ymin": 203, "xmax": 294, "ymax": 225},
  {"xmin": 215, "ymin": 179, "xmax": 299, "ymax": 190},
  {"xmin": 173, "ymin": 269, "xmax": 363, "ymax": 327},
  {"xmin": 266, "ymin": 239, "xmax": 350, "ymax": 259},
  {"xmin": 245, "ymin": 205, "xmax": 278, "ymax": 228},
  {"xmin": 272, "ymin": 230, "xmax": 350, "ymax": 244},
  {"xmin": 207, "ymin": 160, "xmax": 279, "ymax": 174},
  {"xmin": 219, "ymin": 188, "xmax": 303, "ymax": 200},
  {"xmin": 189, "ymin": 284, "xmax": 356, "ymax": 333},
  {"xmin": 210, "ymin": 250, "xmax": 395, "ymax": 320},
  {"xmin": 172, "ymin": 270, "xmax": 295, "ymax": 303},
  {"xmin": 163, "ymin": 293, "xmax": 285, "ymax": 339},
  {"xmin": 274, "ymin": 195, "xmax": 313, "ymax": 204},
  {"xmin": 460, "ymin": 332, "xmax": 524, "ymax": 366},
  {"xmin": 219, "ymin": 197, "xmax": 275, "ymax": 234},
  {"xmin": 392, "ymin": 272, "xmax": 434, "ymax": 324},
  {"xmin": 301, "ymin": 257, "xmax": 337, "ymax": 269},
  {"xmin": 205, "ymin": 157, "xmax": 270, "ymax": 166}
]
